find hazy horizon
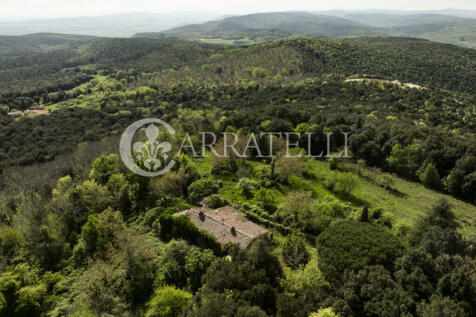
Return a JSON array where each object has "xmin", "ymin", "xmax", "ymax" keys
[
  {"xmin": 1, "ymin": 0, "xmax": 476, "ymax": 22},
  {"xmin": 1, "ymin": 8, "xmax": 476, "ymax": 23}
]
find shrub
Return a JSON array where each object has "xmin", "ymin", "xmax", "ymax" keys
[
  {"xmin": 204, "ymin": 194, "xmax": 227, "ymax": 209},
  {"xmin": 237, "ymin": 178, "xmax": 259, "ymax": 196},
  {"xmin": 381, "ymin": 174, "xmax": 395, "ymax": 190},
  {"xmin": 136, "ymin": 86, "xmax": 156, "ymax": 99},
  {"xmin": 325, "ymin": 174, "xmax": 338, "ymax": 191},
  {"xmin": 335, "ymin": 173, "xmax": 358, "ymax": 195},
  {"xmin": 254, "ymin": 188, "xmax": 276, "ymax": 212},
  {"xmin": 275, "ymin": 156, "xmax": 306, "ymax": 183},
  {"xmin": 371, "ymin": 207, "xmax": 383, "ymax": 219},
  {"xmin": 211, "ymin": 157, "xmax": 238, "ymax": 176},
  {"xmin": 376, "ymin": 213, "xmax": 393, "ymax": 228},
  {"xmin": 328, "ymin": 158, "xmax": 340, "ymax": 171},
  {"xmin": 187, "ymin": 178, "xmax": 218, "ymax": 202},
  {"xmin": 252, "ymin": 67, "xmax": 267, "ymax": 78},
  {"xmin": 311, "ymin": 198, "xmax": 350, "ymax": 219},
  {"xmin": 149, "ymin": 171, "xmax": 186, "ymax": 198},
  {"xmin": 145, "ymin": 286, "xmax": 192, "ymax": 317}
]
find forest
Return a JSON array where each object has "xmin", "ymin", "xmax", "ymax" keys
[{"xmin": 0, "ymin": 32, "xmax": 475, "ymax": 316}]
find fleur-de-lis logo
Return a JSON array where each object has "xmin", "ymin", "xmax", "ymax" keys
[
  {"xmin": 120, "ymin": 118, "xmax": 176, "ymax": 177},
  {"xmin": 133, "ymin": 124, "xmax": 172, "ymax": 171}
]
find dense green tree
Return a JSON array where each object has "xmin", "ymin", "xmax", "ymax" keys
[
  {"xmin": 0, "ymin": 265, "xmax": 64, "ymax": 317},
  {"xmin": 394, "ymin": 249, "xmax": 436, "ymax": 300},
  {"xmin": 0, "ymin": 226, "xmax": 23, "ymax": 265},
  {"xmin": 146, "ymin": 286, "xmax": 192, "ymax": 317},
  {"xmin": 334, "ymin": 265, "xmax": 414, "ymax": 317},
  {"xmin": 417, "ymin": 295, "xmax": 466, "ymax": 317},
  {"xmin": 446, "ymin": 154, "xmax": 476, "ymax": 200},
  {"xmin": 149, "ymin": 170, "xmax": 188, "ymax": 206},
  {"xmin": 282, "ymin": 235, "xmax": 310, "ymax": 270},
  {"xmin": 77, "ymin": 180, "xmax": 112, "ymax": 213},
  {"xmin": 420, "ymin": 162, "xmax": 443, "ymax": 190},
  {"xmin": 190, "ymin": 240, "xmax": 282, "ymax": 316},
  {"xmin": 89, "ymin": 154, "xmax": 121, "ymax": 185},
  {"xmin": 187, "ymin": 178, "xmax": 219, "ymax": 202},
  {"xmin": 317, "ymin": 220, "xmax": 402, "ymax": 284},
  {"xmin": 184, "ymin": 248, "xmax": 216, "ymax": 291},
  {"xmin": 155, "ymin": 240, "xmax": 215, "ymax": 292},
  {"xmin": 76, "ymin": 208, "xmax": 125, "ymax": 256},
  {"xmin": 361, "ymin": 205, "xmax": 369, "ymax": 222},
  {"xmin": 387, "ymin": 143, "xmax": 424, "ymax": 178}
]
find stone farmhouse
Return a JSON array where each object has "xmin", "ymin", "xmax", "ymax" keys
[{"xmin": 174, "ymin": 206, "xmax": 269, "ymax": 248}]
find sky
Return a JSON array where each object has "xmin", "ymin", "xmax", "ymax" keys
[{"xmin": 1, "ymin": 0, "xmax": 475, "ymax": 21}]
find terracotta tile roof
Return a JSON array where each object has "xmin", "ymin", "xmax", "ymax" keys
[{"xmin": 174, "ymin": 206, "xmax": 268, "ymax": 248}]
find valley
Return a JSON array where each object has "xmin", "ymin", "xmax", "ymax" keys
[{"xmin": 0, "ymin": 8, "xmax": 475, "ymax": 317}]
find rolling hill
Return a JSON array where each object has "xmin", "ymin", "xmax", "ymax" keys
[
  {"xmin": 0, "ymin": 33, "xmax": 96, "ymax": 54},
  {"xmin": 343, "ymin": 13, "xmax": 476, "ymax": 48},
  {"xmin": 1, "ymin": 12, "xmax": 476, "ymax": 317},
  {"xmin": 342, "ymin": 13, "xmax": 458, "ymax": 27},
  {"xmin": 0, "ymin": 30, "xmax": 475, "ymax": 317},
  {"xmin": 134, "ymin": 12, "xmax": 380, "ymax": 44},
  {"xmin": 136, "ymin": 11, "xmax": 476, "ymax": 49},
  {"xmin": 386, "ymin": 17, "xmax": 476, "ymax": 48},
  {"xmin": 1, "ymin": 34, "xmax": 476, "ymax": 168}
]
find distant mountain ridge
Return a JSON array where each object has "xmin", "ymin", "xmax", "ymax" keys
[
  {"xmin": 342, "ymin": 13, "xmax": 476, "ymax": 48},
  {"xmin": 135, "ymin": 11, "xmax": 476, "ymax": 48},
  {"xmin": 341, "ymin": 13, "xmax": 458, "ymax": 27},
  {"xmin": 134, "ymin": 12, "xmax": 381, "ymax": 44},
  {"xmin": 2, "ymin": 10, "xmax": 476, "ymax": 49},
  {"xmin": 315, "ymin": 9, "xmax": 476, "ymax": 19},
  {"xmin": 160, "ymin": 12, "xmax": 377, "ymax": 36},
  {"xmin": 0, "ymin": 33, "xmax": 97, "ymax": 54},
  {"xmin": 0, "ymin": 12, "xmax": 221, "ymax": 37}
]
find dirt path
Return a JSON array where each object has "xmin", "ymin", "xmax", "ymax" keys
[{"xmin": 345, "ymin": 78, "xmax": 425, "ymax": 89}]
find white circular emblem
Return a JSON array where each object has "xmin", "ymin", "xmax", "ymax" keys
[{"xmin": 120, "ymin": 118, "xmax": 176, "ymax": 177}]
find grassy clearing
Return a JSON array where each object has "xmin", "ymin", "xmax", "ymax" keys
[
  {"xmin": 192, "ymin": 155, "xmax": 476, "ymax": 236},
  {"xmin": 350, "ymin": 164, "xmax": 476, "ymax": 235},
  {"xmin": 197, "ymin": 37, "xmax": 254, "ymax": 45},
  {"xmin": 44, "ymin": 75, "xmax": 124, "ymax": 113},
  {"xmin": 310, "ymin": 160, "xmax": 476, "ymax": 235}
]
